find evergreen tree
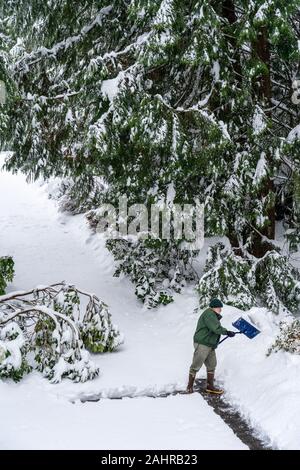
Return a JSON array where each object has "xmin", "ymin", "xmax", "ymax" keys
[{"xmin": 1, "ymin": 1, "xmax": 300, "ymax": 312}]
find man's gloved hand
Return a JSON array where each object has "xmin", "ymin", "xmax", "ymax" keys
[{"xmin": 226, "ymin": 330, "xmax": 236, "ymax": 337}]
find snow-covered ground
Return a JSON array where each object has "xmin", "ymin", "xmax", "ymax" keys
[{"xmin": 0, "ymin": 152, "xmax": 299, "ymax": 450}]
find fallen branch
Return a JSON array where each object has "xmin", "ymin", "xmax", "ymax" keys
[{"xmin": 0, "ymin": 281, "xmax": 124, "ymax": 383}]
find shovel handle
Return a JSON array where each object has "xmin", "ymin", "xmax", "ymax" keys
[
  {"xmin": 218, "ymin": 336, "xmax": 230, "ymax": 345},
  {"xmin": 218, "ymin": 331, "xmax": 242, "ymax": 345}
]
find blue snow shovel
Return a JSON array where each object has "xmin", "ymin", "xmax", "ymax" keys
[{"xmin": 218, "ymin": 317, "xmax": 260, "ymax": 345}]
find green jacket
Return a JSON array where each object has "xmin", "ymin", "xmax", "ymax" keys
[{"xmin": 193, "ymin": 308, "xmax": 228, "ymax": 349}]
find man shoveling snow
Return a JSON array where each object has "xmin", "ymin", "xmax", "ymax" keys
[{"xmin": 187, "ymin": 298, "xmax": 236, "ymax": 395}]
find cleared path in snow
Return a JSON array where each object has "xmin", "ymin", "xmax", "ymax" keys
[{"xmin": 78, "ymin": 379, "xmax": 270, "ymax": 450}]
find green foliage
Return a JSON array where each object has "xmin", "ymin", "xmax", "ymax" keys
[
  {"xmin": 34, "ymin": 316, "xmax": 58, "ymax": 375},
  {"xmin": 285, "ymin": 172, "xmax": 300, "ymax": 252},
  {"xmin": 254, "ymin": 250, "xmax": 300, "ymax": 315},
  {"xmin": 0, "ymin": 256, "xmax": 14, "ymax": 295},
  {"xmin": 267, "ymin": 319, "xmax": 300, "ymax": 355},
  {"xmin": 0, "ymin": 283, "xmax": 124, "ymax": 383},
  {"xmin": 48, "ymin": 176, "xmax": 106, "ymax": 214},
  {"xmin": 197, "ymin": 243, "xmax": 255, "ymax": 311},
  {"xmin": 0, "ymin": 322, "xmax": 31, "ymax": 382},
  {"xmin": 33, "ymin": 311, "xmax": 100, "ymax": 383},
  {"xmin": 79, "ymin": 299, "xmax": 124, "ymax": 353},
  {"xmin": 197, "ymin": 243, "xmax": 300, "ymax": 315},
  {"xmin": 106, "ymin": 236, "xmax": 198, "ymax": 308}
]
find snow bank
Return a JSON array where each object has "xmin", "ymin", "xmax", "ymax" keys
[{"xmin": 217, "ymin": 305, "xmax": 300, "ymax": 450}]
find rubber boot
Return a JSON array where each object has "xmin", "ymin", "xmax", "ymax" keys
[
  {"xmin": 187, "ymin": 373, "xmax": 195, "ymax": 393},
  {"xmin": 206, "ymin": 371, "xmax": 223, "ymax": 395}
]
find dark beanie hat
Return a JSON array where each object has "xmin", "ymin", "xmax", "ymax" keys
[{"xmin": 209, "ymin": 298, "xmax": 223, "ymax": 308}]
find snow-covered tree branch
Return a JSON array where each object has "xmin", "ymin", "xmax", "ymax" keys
[
  {"xmin": 0, "ymin": 282, "xmax": 124, "ymax": 382},
  {"xmin": 1, "ymin": 0, "xmax": 300, "ymax": 312}
]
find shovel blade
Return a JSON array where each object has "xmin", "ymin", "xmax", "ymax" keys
[{"xmin": 232, "ymin": 317, "xmax": 260, "ymax": 339}]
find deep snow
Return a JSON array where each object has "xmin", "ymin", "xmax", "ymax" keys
[{"xmin": 0, "ymin": 152, "xmax": 300, "ymax": 450}]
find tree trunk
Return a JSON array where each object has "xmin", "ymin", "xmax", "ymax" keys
[
  {"xmin": 251, "ymin": 25, "xmax": 276, "ymax": 257},
  {"xmin": 222, "ymin": 0, "xmax": 244, "ymax": 256}
]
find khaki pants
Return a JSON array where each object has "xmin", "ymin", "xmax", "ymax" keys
[{"xmin": 189, "ymin": 342, "xmax": 217, "ymax": 377}]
